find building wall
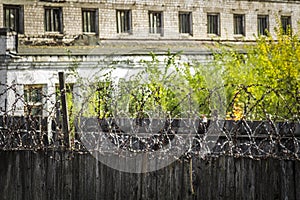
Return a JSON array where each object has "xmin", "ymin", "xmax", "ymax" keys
[
  {"xmin": 0, "ymin": 0, "xmax": 299, "ymax": 43},
  {"xmin": 0, "ymin": 51, "xmax": 212, "ymax": 117}
]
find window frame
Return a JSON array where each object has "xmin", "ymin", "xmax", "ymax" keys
[
  {"xmin": 44, "ymin": 7, "xmax": 63, "ymax": 33},
  {"xmin": 116, "ymin": 9, "xmax": 132, "ymax": 34},
  {"xmin": 179, "ymin": 12, "xmax": 193, "ymax": 35},
  {"xmin": 149, "ymin": 11, "xmax": 163, "ymax": 36},
  {"xmin": 281, "ymin": 16, "xmax": 292, "ymax": 35},
  {"xmin": 207, "ymin": 13, "xmax": 220, "ymax": 35},
  {"xmin": 82, "ymin": 8, "xmax": 99, "ymax": 34},
  {"xmin": 24, "ymin": 85, "xmax": 44, "ymax": 116},
  {"xmin": 3, "ymin": 5, "xmax": 24, "ymax": 34},
  {"xmin": 257, "ymin": 15, "xmax": 269, "ymax": 36},
  {"xmin": 233, "ymin": 14, "xmax": 245, "ymax": 36}
]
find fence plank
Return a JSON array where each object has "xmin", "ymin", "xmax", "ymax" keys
[
  {"xmin": 225, "ymin": 156, "xmax": 235, "ymax": 199},
  {"xmin": 0, "ymin": 151, "xmax": 299, "ymax": 200},
  {"xmin": 216, "ymin": 156, "xmax": 226, "ymax": 200},
  {"xmin": 198, "ymin": 157, "xmax": 212, "ymax": 200},
  {"xmin": 280, "ymin": 160, "xmax": 296, "ymax": 200},
  {"xmin": 295, "ymin": 161, "xmax": 300, "ymax": 199}
]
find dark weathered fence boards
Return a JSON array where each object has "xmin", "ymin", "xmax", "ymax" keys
[{"xmin": 0, "ymin": 150, "xmax": 299, "ymax": 200}]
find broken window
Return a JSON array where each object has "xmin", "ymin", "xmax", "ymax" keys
[
  {"xmin": 116, "ymin": 10, "xmax": 132, "ymax": 33},
  {"xmin": 44, "ymin": 7, "xmax": 63, "ymax": 33},
  {"xmin": 179, "ymin": 12, "xmax": 192, "ymax": 35},
  {"xmin": 149, "ymin": 11, "xmax": 163, "ymax": 35},
  {"xmin": 3, "ymin": 5, "xmax": 24, "ymax": 34}
]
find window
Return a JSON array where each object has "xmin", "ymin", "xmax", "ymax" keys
[
  {"xmin": 116, "ymin": 10, "xmax": 132, "ymax": 33},
  {"xmin": 233, "ymin": 14, "xmax": 245, "ymax": 36},
  {"xmin": 207, "ymin": 13, "xmax": 220, "ymax": 35},
  {"xmin": 257, "ymin": 15, "xmax": 269, "ymax": 36},
  {"xmin": 3, "ymin": 5, "xmax": 24, "ymax": 34},
  {"xmin": 44, "ymin": 7, "xmax": 63, "ymax": 33},
  {"xmin": 149, "ymin": 11, "xmax": 163, "ymax": 35},
  {"xmin": 82, "ymin": 9, "xmax": 98, "ymax": 34},
  {"xmin": 94, "ymin": 82, "xmax": 113, "ymax": 118},
  {"xmin": 24, "ymin": 85, "xmax": 44, "ymax": 116},
  {"xmin": 179, "ymin": 12, "xmax": 192, "ymax": 35},
  {"xmin": 281, "ymin": 16, "xmax": 291, "ymax": 34}
]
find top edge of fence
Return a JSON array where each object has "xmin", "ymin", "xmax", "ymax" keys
[{"xmin": 0, "ymin": 148, "xmax": 299, "ymax": 162}]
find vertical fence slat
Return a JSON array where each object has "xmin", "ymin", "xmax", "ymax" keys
[
  {"xmin": 280, "ymin": 160, "xmax": 296, "ymax": 200},
  {"xmin": 225, "ymin": 156, "xmax": 235, "ymax": 199},
  {"xmin": 295, "ymin": 161, "xmax": 300, "ymax": 200},
  {"xmin": 198, "ymin": 157, "xmax": 212, "ymax": 200},
  {"xmin": 234, "ymin": 157, "xmax": 242, "ymax": 199},
  {"xmin": 216, "ymin": 156, "xmax": 226, "ymax": 199}
]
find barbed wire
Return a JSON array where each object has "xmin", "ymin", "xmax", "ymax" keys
[{"xmin": 0, "ymin": 82, "xmax": 299, "ymax": 160}]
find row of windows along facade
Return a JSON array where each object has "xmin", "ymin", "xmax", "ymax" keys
[{"xmin": 3, "ymin": 4, "xmax": 292, "ymax": 38}]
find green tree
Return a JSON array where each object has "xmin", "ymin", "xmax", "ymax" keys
[
  {"xmin": 212, "ymin": 26, "xmax": 300, "ymax": 120},
  {"xmin": 121, "ymin": 51, "xmax": 183, "ymax": 119}
]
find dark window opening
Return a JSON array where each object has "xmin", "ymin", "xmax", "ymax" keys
[
  {"xmin": 149, "ymin": 11, "xmax": 163, "ymax": 35},
  {"xmin": 207, "ymin": 13, "xmax": 220, "ymax": 35},
  {"xmin": 234, "ymin": 14, "xmax": 245, "ymax": 36},
  {"xmin": 281, "ymin": 16, "xmax": 291, "ymax": 35},
  {"xmin": 82, "ymin": 9, "xmax": 98, "ymax": 34},
  {"xmin": 179, "ymin": 12, "xmax": 192, "ymax": 35},
  {"xmin": 257, "ymin": 15, "xmax": 269, "ymax": 36},
  {"xmin": 116, "ymin": 10, "xmax": 132, "ymax": 33},
  {"xmin": 45, "ymin": 7, "xmax": 63, "ymax": 33},
  {"xmin": 3, "ymin": 5, "xmax": 24, "ymax": 34}
]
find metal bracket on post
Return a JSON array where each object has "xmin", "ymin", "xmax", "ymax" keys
[{"xmin": 58, "ymin": 72, "xmax": 70, "ymax": 148}]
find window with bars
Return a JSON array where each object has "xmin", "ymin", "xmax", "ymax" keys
[
  {"xmin": 24, "ymin": 85, "xmax": 44, "ymax": 116},
  {"xmin": 44, "ymin": 7, "xmax": 63, "ymax": 33},
  {"xmin": 281, "ymin": 16, "xmax": 291, "ymax": 34},
  {"xmin": 207, "ymin": 13, "xmax": 220, "ymax": 35},
  {"xmin": 149, "ymin": 11, "xmax": 163, "ymax": 35},
  {"xmin": 233, "ymin": 14, "xmax": 245, "ymax": 36},
  {"xmin": 257, "ymin": 15, "xmax": 269, "ymax": 36},
  {"xmin": 82, "ymin": 9, "xmax": 98, "ymax": 34},
  {"xmin": 3, "ymin": 5, "xmax": 24, "ymax": 34},
  {"xmin": 116, "ymin": 10, "xmax": 132, "ymax": 34},
  {"xmin": 179, "ymin": 12, "xmax": 192, "ymax": 35}
]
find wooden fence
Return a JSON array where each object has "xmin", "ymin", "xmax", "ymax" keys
[{"xmin": 0, "ymin": 150, "xmax": 299, "ymax": 200}]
